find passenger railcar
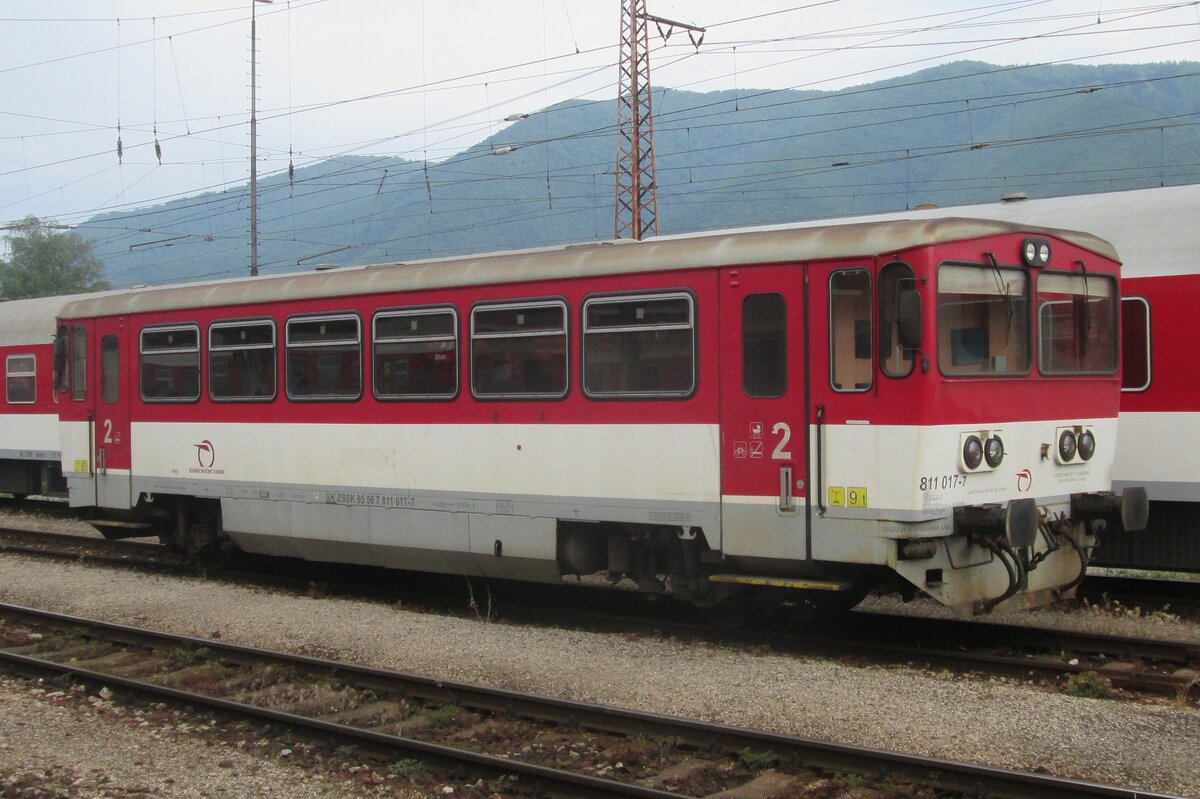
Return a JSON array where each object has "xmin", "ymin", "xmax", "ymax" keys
[
  {"xmin": 49, "ymin": 217, "xmax": 1144, "ymax": 615},
  {"xmin": 817, "ymin": 186, "xmax": 1197, "ymax": 571},
  {"xmin": 0, "ymin": 294, "xmax": 72, "ymax": 498}
]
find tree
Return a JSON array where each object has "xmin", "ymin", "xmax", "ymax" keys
[{"xmin": 0, "ymin": 215, "xmax": 109, "ymax": 299}]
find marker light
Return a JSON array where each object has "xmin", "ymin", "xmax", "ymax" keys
[
  {"xmin": 963, "ymin": 435, "xmax": 984, "ymax": 470},
  {"xmin": 985, "ymin": 435, "xmax": 1005, "ymax": 468},
  {"xmin": 1058, "ymin": 429, "xmax": 1078, "ymax": 463},
  {"xmin": 1078, "ymin": 429, "xmax": 1096, "ymax": 461}
]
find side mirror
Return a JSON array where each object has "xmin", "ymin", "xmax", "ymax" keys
[{"xmin": 897, "ymin": 290, "xmax": 923, "ymax": 348}]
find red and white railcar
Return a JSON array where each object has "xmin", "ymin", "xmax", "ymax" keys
[
  {"xmin": 816, "ymin": 185, "xmax": 1198, "ymax": 570},
  {"xmin": 0, "ymin": 294, "xmax": 74, "ymax": 497},
  {"xmin": 50, "ymin": 217, "xmax": 1144, "ymax": 614}
]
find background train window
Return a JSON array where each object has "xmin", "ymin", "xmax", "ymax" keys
[
  {"xmin": 140, "ymin": 325, "xmax": 200, "ymax": 402},
  {"xmin": 878, "ymin": 262, "xmax": 916, "ymax": 378},
  {"xmin": 5, "ymin": 354, "xmax": 36, "ymax": 404},
  {"xmin": 373, "ymin": 308, "xmax": 458, "ymax": 400},
  {"xmin": 210, "ymin": 320, "xmax": 276, "ymax": 402},
  {"xmin": 936, "ymin": 263, "xmax": 1030, "ymax": 377},
  {"xmin": 70, "ymin": 325, "xmax": 87, "ymax": 401},
  {"xmin": 1036, "ymin": 271, "xmax": 1118, "ymax": 376},
  {"xmin": 741, "ymin": 293, "xmax": 785, "ymax": 398},
  {"xmin": 101, "ymin": 336, "xmax": 119, "ymax": 404},
  {"xmin": 285, "ymin": 314, "xmax": 361, "ymax": 400},
  {"xmin": 829, "ymin": 269, "xmax": 872, "ymax": 392},
  {"xmin": 471, "ymin": 301, "xmax": 567, "ymax": 398},
  {"xmin": 583, "ymin": 293, "xmax": 694, "ymax": 397},
  {"xmin": 1120, "ymin": 297, "xmax": 1150, "ymax": 392}
]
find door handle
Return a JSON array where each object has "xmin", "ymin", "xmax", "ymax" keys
[{"xmin": 779, "ymin": 465, "xmax": 796, "ymax": 512}]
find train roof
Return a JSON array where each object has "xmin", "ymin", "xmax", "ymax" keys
[
  {"xmin": 784, "ymin": 183, "xmax": 1198, "ymax": 280},
  {"xmin": 0, "ymin": 292, "xmax": 110, "ymax": 347},
  {"xmin": 56, "ymin": 216, "xmax": 1116, "ymax": 321}
]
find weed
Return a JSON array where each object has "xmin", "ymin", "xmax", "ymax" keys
[
  {"xmin": 465, "ymin": 578, "xmax": 494, "ymax": 623},
  {"xmin": 389, "ymin": 758, "xmax": 425, "ymax": 778},
  {"xmin": 737, "ymin": 748, "xmax": 779, "ymax": 771},
  {"xmin": 423, "ymin": 704, "xmax": 461, "ymax": 728},
  {"xmin": 1065, "ymin": 671, "xmax": 1110, "ymax": 698}
]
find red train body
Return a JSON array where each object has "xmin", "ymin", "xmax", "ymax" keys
[{"xmin": 3, "ymin": 215, "xmax": 1146, "ymax": 614}]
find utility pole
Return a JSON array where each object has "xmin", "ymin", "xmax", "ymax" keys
[
  {"xmin": 249, "ymin": 0, "xmax": 273, "ymax": 277},
  {"xmin": 614, "ymin": 2, "xmax": 703, "ymax": 240}
]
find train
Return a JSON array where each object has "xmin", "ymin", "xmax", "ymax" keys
[
  {"xmin": 1, "ymin": 215, "xmax": 1148, "ymax": 618},
  {"xmin": 797, "ymin": 185, "xmax": 1198, "ymax": 572}
]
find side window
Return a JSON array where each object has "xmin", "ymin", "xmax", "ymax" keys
[
  {"xmin": 471, "ymin": 301, "xmax": 567, "ymax": 398},
  {"xmin": 140, "ymin": 325, "xmax": 201, "ymax": 402},
  {"xmin": 879, "ymin": 261, "xmax": 916, "ymax": 378},
  {"xmin": 70, "ymin": 325, "xmax": 88, "ymax": 401},
  {"xmin": 5, "ymin": 354, "xmax": 36, "ymax": 404},
  {"xmin": 210, "ymin": 320, "xmax": 277, "ymax": 402},
  {"xmin": 101, "ymin": 336, "xmax": 119, "ymax": 404},
  {"xmin": 742, "ymin": 293, "xmax": 786, "ymax": 398},
  {"xmin": 1121, "ymin": 296, "xmax": 1150, "ymax": 392},
  {"xmin": 830, "ymin": 269, "xmax": 872, "ymax": 392},
  {"xmin": 53, "ymin": 325, "xmax": 68, "ymax": 394},
  {"xmin": 286, "ymin": 314, "xmax": 361, "ymax": 400},
  {"xmin": 582, "ymin": 293, "xmax": 694, "ymax": 397},
  {"xmin": 373, "ymin": 308, "xmax": 458, "ymax": 400}
]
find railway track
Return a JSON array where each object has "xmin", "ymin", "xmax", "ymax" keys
[
  {"xmin": 2, "ymin": 525, "xmax": 1198, "ymax": 702},
  {"xmin": 0, "ymin": 601, "xmax": 1180, "ymax": 799}
]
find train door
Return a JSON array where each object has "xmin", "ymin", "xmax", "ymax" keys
[
  {"xmin": 718, "ymin": 265, "xmax": 810, "ymax": 559},
  {"xmin": 92, "ymin": 316, "xmax": 132, "ymax": 509}
]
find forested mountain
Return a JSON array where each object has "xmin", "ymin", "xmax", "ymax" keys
[{"xmin": 78, "ymin": 60, "xmax": 1200, "ymax": 288}]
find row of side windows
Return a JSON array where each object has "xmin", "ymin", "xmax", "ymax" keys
[{"xmin": 133, "ymin": 293, "xmax": 697, "ymax": 403}]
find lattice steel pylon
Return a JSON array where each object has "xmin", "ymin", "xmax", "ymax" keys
[
  {"xmin": 614, "ymin": 0, "xmax": 657, "ymax": 240},
  {"xmin": 613, "ymin": 4, "xmax": 705, "ymax": 240}
]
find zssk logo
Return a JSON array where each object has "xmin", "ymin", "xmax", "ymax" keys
[
  {"xmin": 1016, "ymin": 468, "xmax": 1032, "ymax": 493},
  {"xmin": 193, "ymin": 440, "xmax": 216, "ymax": 469}
]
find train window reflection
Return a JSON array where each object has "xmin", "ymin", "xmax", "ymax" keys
[
  {"xmin": 471, "ymin": 301, "xmax": 567, "ymax": 398},
  {"xmin": 285, "ymin": 314, "xmax": 361, "ymax": 400},
  {"xmin": 373, "ymin": 308, "xmax": 458, "ymax": 400},
  {"xmin": 1120, "ymin": 297, "xmax": 1150, "ymax": 392},
  {"xmin": 583, "ymin": 293, "xmax": 694, "ymax": 398},
  {"xmin": 140, "ymin": 325, "xmax": 200, "ymax": 402},
  {"xmin": 742, "ymin": 293, "xmax": 785, "ymax": 398},
  {"xmin": 5, "ymin": 354, "xmax": 36, "ymax": 404},
  {"xmin": 830, "ymin": 269, "xmax": 872, "ymax": 392},
  {"xmin": 1036, "ymin": 272, "xmax": 1118, "ymax": 376},
  {"xmin": 937, "ymin": 264, "xmax": 1030, "ymax": 377},
  {"xmin": 210, "ymin": 319, "xmax": 276, "ymax": 402}
]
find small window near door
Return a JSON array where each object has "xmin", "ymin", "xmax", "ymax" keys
[
  {"xmin": 830, "ymin": 269, "xmax": 872, "ymax": 392},
  {"xmin": 70, "ymin": 325, "xmax": 87, "ymax": 401},
  {"xmin": 101, "ymin": 336, "xmax": 119, "ymax": 404},
  {"xmin": 742, "ymin": 293, "xmax": 786, "ymax": 398},
  {"xmin": 879, "ymin": 262, "xmax": 916, "ymax": 378},
  {"xmin": 1121, "ymin": 296, "xmax": 1150, "ymax": 392}
]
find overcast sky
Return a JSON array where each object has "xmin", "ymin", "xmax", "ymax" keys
[{"xmin": 2, "ymin": 0, "xmax": 1198, "ymax": 228}]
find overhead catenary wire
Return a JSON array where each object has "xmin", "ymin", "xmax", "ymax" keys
[{"xmin": 2, "ymin": 0, "xmax": 1200, "ymax": 271}]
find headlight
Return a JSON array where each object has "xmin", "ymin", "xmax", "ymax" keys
[
  {"xmin": 1058, "ymin": 429, "xmax": 1077, "ymax": 463},
  {"xmin": 963, "ymin": 435, "xmax": 984, "ymax": 470},
  {"xmin": 1078, "ymin": 429, "xmax": 1096, "ymax": 461},
  {"xmin": 985, "ymin": 435, "xmax": 1005, "ymax": 468},
  {"xmin": 1021, "ymin": 237, "xmax": 1051, "ymax": 267}
]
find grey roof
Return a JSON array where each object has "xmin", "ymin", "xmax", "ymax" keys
[{"xmin": 54, "ymin": 216, "xmax": 1117, "ymax": 322}]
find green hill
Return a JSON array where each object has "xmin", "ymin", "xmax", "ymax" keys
[{"xmin": 78, "ymin": 60, "xmax": 1200, "ymax": 288}]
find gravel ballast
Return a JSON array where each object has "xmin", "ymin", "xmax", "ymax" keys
[{"xmin": 0, "ymin": 548, "xmax": 1197, "ymax": 798}]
